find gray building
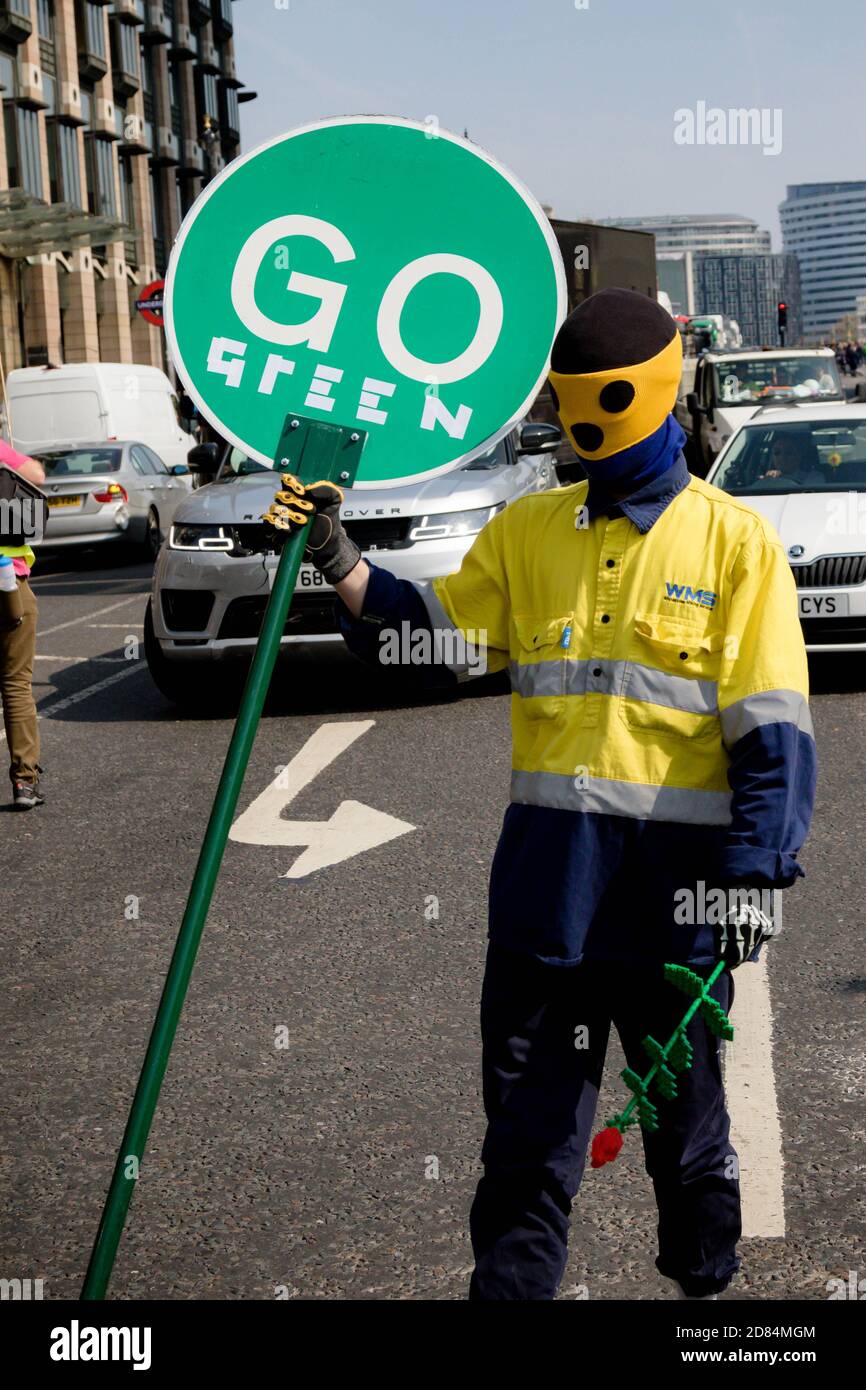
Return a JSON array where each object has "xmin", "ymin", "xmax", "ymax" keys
[
  {"xmin": 599, "ymin": 213, "xmax": 771, "ymax": 256},
  {"xmin": 691, "ymin": 252, "xmax": 801, "ymax": 347}
]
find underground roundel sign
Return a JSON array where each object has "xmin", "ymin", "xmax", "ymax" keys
[{"xmin": 165, "ymin": 116, "xmax": 565, "ymax": 489}]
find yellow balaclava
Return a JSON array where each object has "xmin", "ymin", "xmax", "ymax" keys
[{"xmin": 548, "ymin": 288, "xmax": 682, "ymax": 462}]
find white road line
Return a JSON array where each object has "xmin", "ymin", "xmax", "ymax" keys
[
  {"xmin": 89, "ymin": 623, "xmax": 144, "ymax": 629},
  {"xmin": 36, "ymin": 662, "xmax": 147, "ymax": 718},
  {"xmin": 724, "ymin": 957, "xmax": 786, "ymax": 1238},
  {"xmin": 34, "ymin": 655, "xmax": 128, "ymax": 664},
  {"xmin": 38, "ymin": 595, "xmax": 143, "ymax": 637},
  {"xmin": 0, "ymin": 661, "xmax": 148, "ymax": 742},
  {"xmin": 31, "ymin": 578, "xmax": 146, "ymax": 588}
]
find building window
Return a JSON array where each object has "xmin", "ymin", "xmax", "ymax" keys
[
  {"xmin": 48, "ymin": 121, "xmax": 83, "ymax": 206},
  {"xmin": 77, "ymin": 0, "xmax": 108, "ymax": 72},
  {"xmin": 93, "ymin": 136, "xmax": 117, "ymax": 216},
  {"xmin": 111, "ymin": 15, "xmax": 139, "ymax": 87},
  {"xmin": 168, "ymin": 60, "xmax": 185, "ymax": 141},
  {"xmin": 0, "ymin": 49, "xmax": 16, "ymax": 97},
  {"xmin": 37, "ymin": 0, "xmax": 55, "ymax": 40},
  {"xmin": 43, "ymin": 72, "xmax": 83, "ymax": 207},
  {"xmin": 151, "ymin": 166, "xmax": 167, "ymax": 272},
  {"xmin": 4, "ymin": 103, "xmax": 44, "ymax": 197},
  {"xmin": 83, "ymin": 93, "xmax": 117, "ymax": 219}
]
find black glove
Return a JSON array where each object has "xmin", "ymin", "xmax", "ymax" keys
[
  {"xmin": 718, "ymin": 894, "xmax": 776, "ymax": 969},
  {"xmin": 261, "ymin": 473, "xmax": 361, "ymax": 584}
]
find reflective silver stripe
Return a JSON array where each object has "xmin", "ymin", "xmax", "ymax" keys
[
  {"xmin": 413, "ymin": 581, "xmax": 488, "ymax": 679},
  {"xmin": 624, "ymin": 662, "xmax": 718, "ymax": 716},
  {"xmin": 720, "ymin": 689, "xmax": 814, "ymax": 746},
  {"xmin": 511, "ymin": 769, "xmax": 732, "ymax": 825},
  {"xmin": 509, "ymin": 657, "xmax": 566, "ymax": 698},
  {"xmin": 510, "ymin": 655, "xmax": 719, "ymax": 717}
]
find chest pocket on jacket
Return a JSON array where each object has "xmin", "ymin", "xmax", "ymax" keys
[
  {"xmin": 620, "ymin": 611, "xmax": 723, "ymax": 740},
  {"xmin": 510, "ymin": 613, "xmax": 573, "ymax": 720}
]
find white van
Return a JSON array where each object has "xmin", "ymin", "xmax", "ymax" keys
[
  {"xmin": 674, "ymin": 347, "xmax": 846, "ymax": 475},
  {"xmin": 4, "ymin": 363, "xmax": 196, "ymax": 476}
]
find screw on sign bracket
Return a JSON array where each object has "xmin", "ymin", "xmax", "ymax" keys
[{"xmin": 275, "ymin": 414, "xmax": 366, "ymax": 488}]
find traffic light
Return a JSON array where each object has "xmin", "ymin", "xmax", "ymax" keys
[{"xmin": 777, "ymin": 302, "xmax": 788, "ymax": 330}]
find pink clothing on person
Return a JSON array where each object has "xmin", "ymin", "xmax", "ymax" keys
[{"xmin": 0, "ymin": 438, "xmax": 39, "ymax": 576}]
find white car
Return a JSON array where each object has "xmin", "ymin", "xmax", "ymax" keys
[
  {"xmin": 144, "ymin": 421, "xmax": 562, "ymax": 707},
  {"xmin": 707, "ymin": 403, "xmax": 866, "ymax": 652}
]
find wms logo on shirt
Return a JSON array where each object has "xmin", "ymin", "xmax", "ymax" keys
[{"xmin": 663, "ymin": 582, "xmax": 717, "ymax": 609}]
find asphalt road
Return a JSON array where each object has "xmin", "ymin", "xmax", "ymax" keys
[{"xmin": 1, "ymin": 548, "xmax": 864, "ymax": 1301}]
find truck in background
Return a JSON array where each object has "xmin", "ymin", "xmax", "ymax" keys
[{"xmin": 533, "ymin": 219, "xmax": 658, "ymax": 480}]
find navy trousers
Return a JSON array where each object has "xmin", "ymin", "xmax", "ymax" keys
[{"xmin": 469, "ymin": 945, "xmax": 742, "ymax": 1300}]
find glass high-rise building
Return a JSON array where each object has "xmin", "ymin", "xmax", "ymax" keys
[
  {"xmin": 691, "ymin": 252, "xmax": 801, "ymax": 347},
  {"xmin": 0, "ymin": 0, "xmax": 250, "ymax": 370},
  {"xmin": 779, "ymin": 182, "xmax": 866, "ymax": 340}
]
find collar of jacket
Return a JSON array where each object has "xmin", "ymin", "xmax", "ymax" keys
[{"xmin": 584, "ymin": 452, "xmax": 691, "ymax": 534}]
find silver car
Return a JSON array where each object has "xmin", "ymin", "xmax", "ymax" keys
[
  {"xmin": 145, "ymin": 422, "xmax": 562, "ymax": 707},
  {"xmin": 37, "ymin": 441, "xmax": 190, "ymax": 559}
]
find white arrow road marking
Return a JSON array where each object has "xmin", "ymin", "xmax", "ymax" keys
[
  {"xmin": 724, "ymin": 956, "xmax": 786, "ymax": 1238},
  {"xmin": 230, "ymin": 720, "xmax": 415, "ymax": 878}
]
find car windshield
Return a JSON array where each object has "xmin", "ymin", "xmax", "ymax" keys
[
  {"xmin": 713, "ymin": 356, "xmax": 843, "ymax": 404},
  {"xmin": 227, "ymin": 446, "xmax": 272, "ymax": 476},
  {"xmin": 39, "ymin": 448, "xmax": 123, "ymax": 476},
  {"xmin": 712, "ymin": 420, "xmax": 866, "ymax": 493},
  {"xmin": 462, "ymin": 439, "xmax": 508, "ymax": 470}
]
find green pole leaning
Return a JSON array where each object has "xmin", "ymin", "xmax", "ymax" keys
[{"xmin": 81, "ymin": 415, "xmax": 365, "ymax": 1300}]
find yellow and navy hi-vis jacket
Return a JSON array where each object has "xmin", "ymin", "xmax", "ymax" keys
[{"xmin": 338, "ymin": 457, "xmax": 816, "ymax": 966}]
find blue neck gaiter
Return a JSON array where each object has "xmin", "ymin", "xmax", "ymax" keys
[{"xmin": 580, "ymin": 414, "xmax": 686, "ymax": 495}]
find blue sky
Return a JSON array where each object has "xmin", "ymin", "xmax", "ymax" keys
[{"xmin": 233, "ymin": 0, "xmax": 863, "ymax": 249}]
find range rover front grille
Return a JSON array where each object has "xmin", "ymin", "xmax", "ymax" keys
[{"xmin": 227, "ymin": 517, "xmax": 413, "ymax": 556}]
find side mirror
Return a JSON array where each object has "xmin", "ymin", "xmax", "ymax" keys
[
  {"xmin": 518, "ymin": 421, "xmax": 562, "ymax": 455},
  {"xmin": 187, "ymin": 442, "xmax": 220, "ymax": 474},
  {"xmin": 856, "ymin": 382, "xmax": 866, "ymax": 403},
  {"xmin": 170, "ymin": 463, "xmax": 190, "ymax": 476},
  {"xmin": 686, "ymin": 392, "xmax": 701, "ymax": 414}
]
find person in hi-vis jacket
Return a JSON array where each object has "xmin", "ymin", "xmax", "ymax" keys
[{"xmin": 264, "ymin": 289, "xmax": 816, "ymax": 1301}]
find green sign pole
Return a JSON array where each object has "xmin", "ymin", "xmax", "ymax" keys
[{"xmin": 81, "ymin": 416, "xmax": 365, "ymax": 1300}]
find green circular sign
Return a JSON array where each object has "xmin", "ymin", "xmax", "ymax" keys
[{"xmin": 165, "ymin": 116, "xmax": 565, "ymax": 489}]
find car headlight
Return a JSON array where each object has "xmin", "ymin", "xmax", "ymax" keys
[
  {"xmin": 169, "ymin": 523, "xmax": 234, "ymax": 551},
  {"xmin": 408, "ymin": 503, "xmax": 505, "ymax": 542}
]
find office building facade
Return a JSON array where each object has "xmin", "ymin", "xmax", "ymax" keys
[
  {"xmin": 779, "ymin": 182, "xmax": 866, "ymax": 341},
  {"xmin": 690, "ymin": 251, "xmax": 801, "ymax": 347},
  {"xmin": 0, "ymin": 0, "xmax": 248, "ymax": 373},
  {"xmin": 599, "ymin": 213, "xmax": 771, "ymax": 257}
]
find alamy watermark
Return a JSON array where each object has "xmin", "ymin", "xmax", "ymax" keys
[
  {"xmin": 0, "ymin": 497, "xmax": 46, "ymax": 544},
  {"xmin": 674, "ymin": 882, "xmax": 780, "ymax": 932},
  {"xmin": 378, "ymin": 620, "xmax": 488, "ymax": 676},
  {"xmin": 674, "ymin": 102, "xmax": 782, "ymax": 157}
]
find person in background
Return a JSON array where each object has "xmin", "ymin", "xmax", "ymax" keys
[{"xmin": 0, "ymin": 438, "xmax": 45, "ymax": 809}]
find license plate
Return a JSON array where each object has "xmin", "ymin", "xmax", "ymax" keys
[
  {"xmin": 297, "ymin": 564, "xmax": 332, "ymax": 590},
  {"xmin": 47, "ymin": 494, "xmax": 83, "ymax": 508},
  {"xmin": 266, "ymin": 563, "xmax": 333, "ymax": 592},
  {"xmin": 799, "ymin": 593, "xmax": 849, "ymax": 617}
]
